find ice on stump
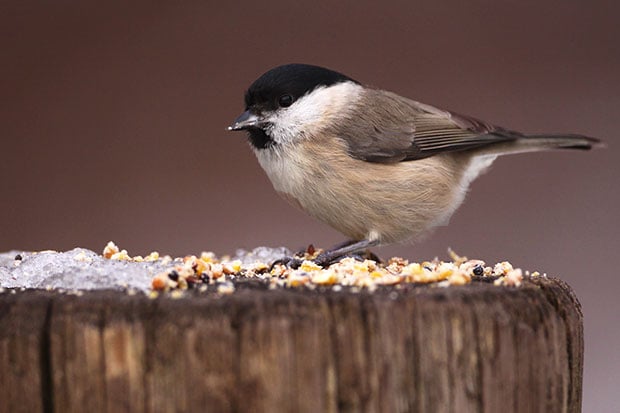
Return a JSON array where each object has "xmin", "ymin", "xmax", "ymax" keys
[
  {"xmin": 0, "ymin": 248, "xmax": 171, "ymax": 291},
  {"xmin": 0, "ymin": 246, "xmax": 291, "ymax": 292}
]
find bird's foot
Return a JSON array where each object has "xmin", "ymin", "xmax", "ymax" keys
[
  {"xmin": 269, "ymin": 244, "xmax": 318, "ymax": 270},
  {"xmin": 269, "ymin": 255, "xmax": 304, "ymax": 270},
  {"xmin": 270, "ymin": 241, "xmax": 382, "ymax": 270},
  {"xmin": 313, "ymin": 249, "xmax": 382, "ymax": 267},
  {"xmin": 270, "ymin": 252, "xmax": 348, "ymax": 270}
]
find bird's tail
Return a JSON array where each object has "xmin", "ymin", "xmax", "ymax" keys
[
  {"xmin": 520, "ymin": 134, "xmax": 602, "ymax": 150},
  {"xmin": 479, "ymin": 133, "xmax": 603, "ymax": 157}
]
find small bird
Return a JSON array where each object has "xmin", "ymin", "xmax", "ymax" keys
[{"xmin": 229, "ymin": 63, "xmax": 600, "ymax": 266}]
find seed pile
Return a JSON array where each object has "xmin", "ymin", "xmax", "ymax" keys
[{"xmin": 102, "ymin": 242, "xmax": 530, "ymax": 296}]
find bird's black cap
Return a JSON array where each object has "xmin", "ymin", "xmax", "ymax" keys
[{"xmin": 244, "ymin": 63, "xmax": 359, "ymax": 112}]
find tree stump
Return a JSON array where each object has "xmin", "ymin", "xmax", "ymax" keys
[{"xmin": 0, "ymin": 276, "xmax": 583, "ymax": 413}]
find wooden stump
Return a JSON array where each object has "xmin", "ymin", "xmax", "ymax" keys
[{"xmin": 0, "ymin": 276, "xmax": 583, "ymax": 413}]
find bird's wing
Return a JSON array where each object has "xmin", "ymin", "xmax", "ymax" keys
[{"xmin": 340, "ymin": 90, "xmax": 520, "ymax": 163}]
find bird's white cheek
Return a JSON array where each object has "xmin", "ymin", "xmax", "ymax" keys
[
  {"xmin": 267, "ymin": 82, "xmax": 363, "ymax": 145},
  {"xmin": 266, "ymin": 111, "xmax": 306, "ymax": 145},
  {"xmin": 267, "ymin": 103, "xmax": 324, "ymax": 144}
]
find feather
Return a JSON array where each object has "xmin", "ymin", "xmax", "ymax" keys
[{"xmin": 339, "ymin": 89, "xmax": 519, "ymax": 163}]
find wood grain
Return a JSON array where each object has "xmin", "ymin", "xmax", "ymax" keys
[{"xmin": 0, "ymin": 276, "xmax": 583, "ymax": 413}]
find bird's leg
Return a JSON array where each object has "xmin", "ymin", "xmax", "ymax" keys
[
  {"xmin": 313, "ymin": 239, "xmax": 380, "ymax": 267},
  {"xmin": 324, "ymin": 239, "xmax": 359, "ymax": 251}
]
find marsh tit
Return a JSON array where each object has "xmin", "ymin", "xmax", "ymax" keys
[{"xmin": 228, "ymin": 63, "xmax": 600, "ymax": 266}]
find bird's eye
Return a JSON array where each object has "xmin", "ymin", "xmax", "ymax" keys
[{"xmin": 278, "ymin": 94, "xmax": 294, "ymax": 108}]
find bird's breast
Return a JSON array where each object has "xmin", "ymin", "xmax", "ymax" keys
[
  {"xmin": 253, "ymin": 139, "xmax": 471, "ymax": 243},
  {"xmin": 254, "ymin": 144, "xmax": 309, "ymax": 198}
]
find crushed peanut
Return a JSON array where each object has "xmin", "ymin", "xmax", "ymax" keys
[{"xmin": 103, "ymin": 240, "xmax": 165, "ymax": 263}]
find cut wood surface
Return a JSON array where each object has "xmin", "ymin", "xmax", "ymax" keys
[{"xmin": 0, "ymin": 276, "xmax": 583, "ymax": 413}]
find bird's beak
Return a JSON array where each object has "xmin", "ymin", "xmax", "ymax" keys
[{"xmin": 228, "ymin": 110, "xmax": 262, "ymax": 131}]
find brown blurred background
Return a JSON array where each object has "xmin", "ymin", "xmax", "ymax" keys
[{"xmin": 1, "ymin": 1, "xmax": 618, "ymax": 410}]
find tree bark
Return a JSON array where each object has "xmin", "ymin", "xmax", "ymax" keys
[{"xmin": 0, "ymin": 276, "xmax": 583, "ymax": 413}]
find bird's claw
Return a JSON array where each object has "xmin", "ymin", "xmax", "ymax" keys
[
  {"xmin": 269, "ymin": 256, "xmax": 304, "ymax": 270},
  {"xmin": 269, "ymin": 253, "xmax": 334, "ymax": 270},
  {"xmin": 313, "ymin": 251, "xmax": 380, "ymax": 267},
  {"xmin": 270, "ymin": 251, "xmax": 380, "ymax": 271},
  {"xmin": 270, "ymin": 243, "xmax": 382, "ymax": 270}
]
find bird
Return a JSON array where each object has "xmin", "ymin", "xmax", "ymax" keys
[{"xmin": 228, "ymin": 63, "xmax": 601, "ymax": 267}]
